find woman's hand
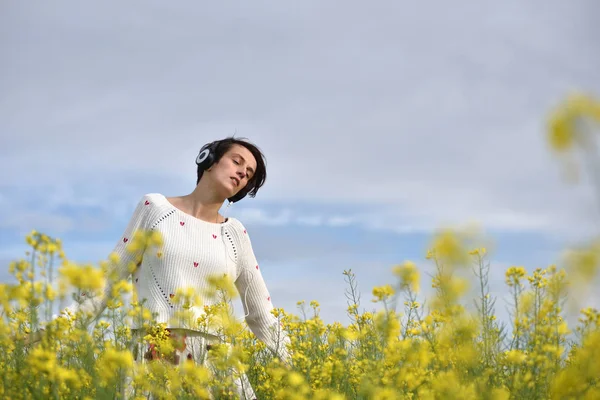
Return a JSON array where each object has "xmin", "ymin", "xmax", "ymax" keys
[{"xmin": 22, "ymin": 329, "xmax": 45, "ymax": 346}]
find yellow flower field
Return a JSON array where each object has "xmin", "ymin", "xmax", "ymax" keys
[{"xmin": 1, "ymin": 93, "xmax": 600, "ymax": 399}]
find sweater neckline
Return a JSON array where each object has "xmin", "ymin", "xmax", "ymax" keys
[{"xmin": 157, "ymin": 194, "xmax": 233, "ymax": 226}]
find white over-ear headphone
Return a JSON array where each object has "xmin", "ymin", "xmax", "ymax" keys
[{"xmin": 196, "ymin": 148, "xmax": 211, "ymax": 164}]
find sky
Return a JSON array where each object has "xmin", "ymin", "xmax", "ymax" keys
[{"xmin": 2, "ymin": 0, "xmax": 600, "ymax": 331}]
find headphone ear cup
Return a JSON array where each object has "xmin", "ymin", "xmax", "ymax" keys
[
  {"xmin": 196, "ymin": 148, "xmax": 210, "ymax": 165},
  {"xmin": 228, "ymin": 192, "xmax": 243, "ymax": 203},
  {"xmin": 196, "ymin": 142, "xmax": 218, "ymax": 170},
  {"xmin": 228, "ymin": 184, "xmax": 252, "ymax": 203}
]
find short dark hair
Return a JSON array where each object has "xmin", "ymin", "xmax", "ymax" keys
[{"xmin": 196, "ymin": 136, "xmax": 267, "ymax": 200}]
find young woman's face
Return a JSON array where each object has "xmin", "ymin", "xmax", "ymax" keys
[{"xmin": 210, "ymin": 144, "xmax": 257, "ymax": 198}]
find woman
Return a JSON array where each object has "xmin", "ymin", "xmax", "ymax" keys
[{"xmin": 64, "ymin": 137, "xmax": 290, "ymax": 398}]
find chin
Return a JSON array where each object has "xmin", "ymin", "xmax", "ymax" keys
[{"xmin": 222, "ymin": 183, "xmax": 239, "ymax": 198}]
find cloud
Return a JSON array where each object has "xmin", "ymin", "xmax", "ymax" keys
[
  {"xmin": 2, "ymin": 0, "xmax": 599, "ymax": 242},
  {"xmin": 0, "ymin": 211, "xmax": 75, "ymax": 235},
  {"xmin": 232, "ymin": 207, "xmax": 293, "ymax": 227},
  {"xmin": 2, "ymin": 0, "xmax": 600, "ymax": 328}
]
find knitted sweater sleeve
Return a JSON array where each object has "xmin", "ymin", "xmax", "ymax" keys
[
  {"xmin": 233, "ymin": 223, "xmax": 291, "ymax": 364},
  {"xmin": 62, "ymin": 194, "xmax": 153, "ymax": 325}
]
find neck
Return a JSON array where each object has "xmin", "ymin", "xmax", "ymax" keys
[{"xmin": 182, "ymin": 183, "xmax": 226, "ymax": 222}]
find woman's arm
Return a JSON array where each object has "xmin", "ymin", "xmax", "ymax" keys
[
  {"xmin": 62, "ymin": 194, "xmax": 155, "ymax": 326},
  {"xmin": 233, "ymin": 223, "xmax": 291, "ymax": 364}
]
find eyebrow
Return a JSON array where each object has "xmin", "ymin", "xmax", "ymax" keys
[{"xmin": 232, "ymin": 153, "xmax": 255, "ymax": 175}]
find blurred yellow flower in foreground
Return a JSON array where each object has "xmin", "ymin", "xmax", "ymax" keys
[
  {"xmin": 547, "ymin": 92, "xmax": 600, "ymax": 153},
  {"xmin": 392, "ymin": 261, "xmax": 420, "ymax": 293},
  {"xmin": 59, "ymin": 262, "xmax": 105, "ymax": 292},
  {"xmin": 4, "ymin": 226, "xmax": 600, "ymax": 399},
  {"xmin": 428, "ymin": 228, "xmax": 472, "ymax": 267}
]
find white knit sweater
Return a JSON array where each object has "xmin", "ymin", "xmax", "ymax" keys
[{"xmin": 64, "ymin": 193, "xmax": 290, "ymax": 361}]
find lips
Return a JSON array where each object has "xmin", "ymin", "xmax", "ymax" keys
[{"xmin": 231, "ymin": 177, "xmax": 239, "ymax": 187}]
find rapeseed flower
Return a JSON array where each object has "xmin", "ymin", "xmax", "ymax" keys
[
  {"xmin": 392, "ymin": 261, "xmax": 420, "ymax": 293},
  {"xmin": 59, "ymin": 261, "xmax": 105, "ymax": 292},
  {"xmin": 372, "ymin": 284, "xmax": 395, "ymax": 303},
  {"xmin": 505, "ymin": 266, "xmax": 527, "ymax": 287},
  {"xmin": 547, "ymin": 92, "xmax": 600, "ymax": 152}
]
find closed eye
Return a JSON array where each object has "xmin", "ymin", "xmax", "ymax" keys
[{"xmin": 231, "ymin": 154, "xmax": 254, "ymax": 177}]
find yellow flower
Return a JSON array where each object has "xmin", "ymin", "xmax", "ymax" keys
[
  {"xmin": 371, "ymin": 387, "xmax": 400, "ymax": 399},
  {"xmin": 372, "ymin": 284, "xmax": 395, "ymax": 303},
  {"xmin": 59, "ymin": 261, "xmax": 105, "ymax": 292},
  {"xmin": 108, "ymin": 251, "xmax": 121, "ymax": 265},
  {"xmin": 505, "ymin": 266, "xmax": 527, "ymax": 287},
  {"xmin": 564, "ymin": 242, "xmax": 600, "ymax": 282},
  {"xmin": 491, "ymin": 387, "xmax": 511, "ymax": 400},
  {"xmin": 548, "ymin": 107, "xmax": 576, "ymax": 152},
  {"xmin": 504, "ymin": 349, "xmax": 527, "ymax": 364},
  {"xmin": 392, "ymin": 261, "xmax": 420, "ymax": 293},
  {"xmin": 204, "ymin": 273, "xmax": 238, "ymax": 300},
  {"xmin": 12, "ymin": 225, "xmax": 600, "ymax": 399},
  {"xmin": 287, "ymin": 371, "xmax": 305, "ymax": 387},
  {"xmin": 547, "ymin": 92, "xmax": 600, "ymax": 153},
  {"xmin": 148, "ymin": 230, "xmax": 164, "ymax": 247},
  {"xmin": 96, "ymin": 346, "xmax": 134, "ymax": 385},
  {"xmin": 469, "ymin": 247, "xmax": 487, "ymax": 256},
  {"xmin": 429, "ymin": 228, "xmax": 471, "ymax": 267},
  {"xmin": 26, "ymin": 347, "xmax": 57, "ymax": 376}
]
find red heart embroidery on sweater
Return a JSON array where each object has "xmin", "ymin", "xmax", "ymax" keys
[
  {"xmin": 212, "ymin": 234, "xmax": 217, "ymax": 239},
  {"xmin": 267, "ymin": 296, "xmax": 270, "ymax": 301},
  {"xmin": 145, "ymin": 200, "xmax": 150, "ymax": 205},
  {"xmin": 194, "ymin": 262, "xmax": 198, "ymax": 267},
  {"xmin": 170, "ymin": 293, "xmax": 175, "ymax": 298},
  {"xmin": 180, "ymin": 221, "xmax": 185, "ymax": 226},
  {"xmin": 256, "ymin": 265, "xmax": 259, "ymax": 269},
  {"xmin": 244, "ymin": 230, "xmax": 246, "ymax": 234},
  {"xmin": 123, "ymin": 238, "xmax": 128, "ymax": 243}
]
